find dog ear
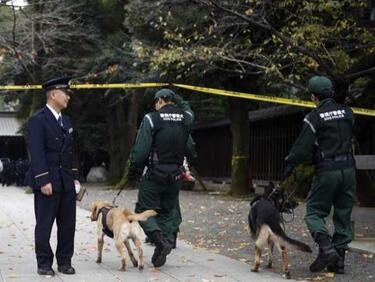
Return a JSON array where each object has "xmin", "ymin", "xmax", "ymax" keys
[
  {"xmin": 90, "ymin": 204, "xmax": 100, "ymax": 221},
  {"xmin": 264, "ymin": 182, "xmax": 274, "ymax": 196}
]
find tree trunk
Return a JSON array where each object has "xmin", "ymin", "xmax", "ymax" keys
[
  {"xmin": 115, "ymin": 91, "xmax": 142, "ymax": 189},
  {"xmin": 352, "ymin": 74, "xmax": 375, "ymax": 206},
  {"xmin": 228, "ymin": 97, "xmax": 252, "ymax": 196},
  {"xmin": 108, "ymin": 99, "xmax": 128, "ymax": 184}
]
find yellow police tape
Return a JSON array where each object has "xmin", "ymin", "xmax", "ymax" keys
[
  {"xmin": 0, "ymin": 82, "xmax": 374, "ymax": 117},
  {"xmin": 175, "ymin": 84, "xmax": 375, "ymax": 117},
  {"xmin": 0, "ymin": 85, "xmax": 42, "ymax": 90},
  {"xmin": 71, "ymin": 83, "xmax": 169, "ymax": 89},
  {"xmin": 0, "ymin": 83, "xmax": 168, "ymax": 90}
]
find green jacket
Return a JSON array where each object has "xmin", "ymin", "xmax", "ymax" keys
[
  {"xmin": 285, "ymin": 98, "xmax": 354, "ymax": 175},
  {"xmin": 131, "ymin": 96, "xmax": 194, "ymax": 172}
]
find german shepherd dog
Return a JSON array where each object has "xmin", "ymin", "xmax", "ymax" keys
[{"xmin": 248, "ymin": 183, "xmax": 312, "ymax": 279}]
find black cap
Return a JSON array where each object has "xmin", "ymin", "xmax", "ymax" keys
[{"xmin": 42, "ymin": 76, "xmax": 72, "ymax": 91}]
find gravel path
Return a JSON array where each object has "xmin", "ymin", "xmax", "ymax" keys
[{"xmin": 79, "ymin": 183, "xmax": 375, "ymax": 282}]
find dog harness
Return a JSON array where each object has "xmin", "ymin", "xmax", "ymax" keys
[{"xmin": 99, "ymin": 207, "xmax": 114, "ymax": 238}]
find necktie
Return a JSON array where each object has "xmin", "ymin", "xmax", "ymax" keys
[{"xmin": 57, "ymin": 115, "xmax": 63, "ymax": 127}]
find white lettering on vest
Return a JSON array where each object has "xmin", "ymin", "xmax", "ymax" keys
[
  {"xmin": 160, "ymin": 113, "xmax": 184, "ymax": 121},
  {"xmin": 319, "ymin": 110, "xmax": 346, "ymax": 121}
]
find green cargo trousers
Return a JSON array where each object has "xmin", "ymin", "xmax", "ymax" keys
[
  {"xmin": 305, "ymin": 167, "xmax": 356, "ymax": 249},
  {"xmin": 135, "ymin": 177, "xmax": 182, "ymax": 242}
]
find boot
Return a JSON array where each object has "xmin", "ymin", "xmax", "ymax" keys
[
  {"xmin": 148, "ymin": 231, "xmax": 172, "ymax": 268},
  {"xmin": 310, "ymin": 234, "xmax": 340, "ymax": 273},
  {"xmin": 327, "ymin": 248, "xmax": 345, "ymax": 274},
  {"xmin": 168, "ymin": 231, "xmax": 178, "ymax": 249}
]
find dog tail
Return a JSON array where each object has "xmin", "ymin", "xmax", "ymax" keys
[
  {"xmin": 127, "ymin": 210, "xmax": 157, "ymax": 222},
  {"xmin": 273, "ymin": 227, "xmax": 312, "ymax": 253}
]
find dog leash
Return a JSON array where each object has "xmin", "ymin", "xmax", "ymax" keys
[
  {"xmin": 111, "ymin": 160, "xmax": 131, "ymax": 206},
  {"xmin": 273, "ymin": 172, "xmax": 298, "ymax": 225},
  {"xmin": 112, "ymin": 185, "xmax": 125, "ymax": 206}
]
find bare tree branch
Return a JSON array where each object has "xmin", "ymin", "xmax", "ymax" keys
[
  {"xmin": 197, "ymin": 0, "xmax": 336, "ymax": 79},
  {"xmin": 9, "ymin": 4, "xmax": 35, "ymax": 81},
  {"xmin": 219, "ymin": 54, "xmax": 267, "ymax": 71},
  {"xmin": 344, "ymin": 66, "xmax": 375, "ymax": 80}
]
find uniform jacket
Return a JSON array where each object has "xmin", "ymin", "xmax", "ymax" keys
[
  {"xmin": 131, "ymin": 99, "xmax": 194, "ymax": 172},
  {"xmin": 25, "ymin": 106, "xmax": 79, "ymax": 192},
  {"xmin": 285, "ymin": 98, "xmax": 354, "ymax": 172}
]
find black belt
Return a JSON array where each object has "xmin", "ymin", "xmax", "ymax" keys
[
  {"xmin": 322, "ymin": 155, "xmax": 353, "ymax": 162},
  {"xmin": 316, "ymin": 155, "xmax": 355, "ymax": 170}
]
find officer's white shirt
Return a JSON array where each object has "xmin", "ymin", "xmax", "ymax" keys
[{"xmin": 46, "ymin": 104, "xmax": 62, "ymax": 121}]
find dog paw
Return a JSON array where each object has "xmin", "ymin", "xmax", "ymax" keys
[
  {"xmin": 118, "ymin": 266, "xmax": 126, "ymax": 272},
  {"xmin": 283, "ymin": 272, "xmax": 291, "ymax": 279},
  {"xmin": 96, "ymin": 258, "xmax": 102, "ymax": 263},
  {"xmin": 251, "ymin": 268, "xmax": 258, "ymax": 272},
  {"xmin": 138, "ymin": 265, "xmax": 144, "ymax": 271},
  {"xmin": 132, "ymin": 261, "xmax": 138, "ymax": 267},
  {"xmin": 267, "ymin": 263, "xmax": 272, "ymax": 268}
]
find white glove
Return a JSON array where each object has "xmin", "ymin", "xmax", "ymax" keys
[{"xmin": 74, "ymin": 180, "xmax": 81, "ymax": 194}]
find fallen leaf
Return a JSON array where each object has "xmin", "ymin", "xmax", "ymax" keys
[
  {"xmin": 239, "ymin": 258, "xmax": 247, "ymax": 262},
  {"xmin": 210, "ymin": 249, "xmax": 220, "ymax": 254},
  {"xmin": 8, "ymin": 273, "xmax": 17, "ymax": 278}
]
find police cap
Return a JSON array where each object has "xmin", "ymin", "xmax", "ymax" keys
[
  {"xmin": 307, "ymin": 76, "xmax": 333, "ymax": 98},
  {"xmin": 42, "ymin": 76, "xmax": 72, "ymax": 91},
  {"xmin": 154, "ymin": 88, "xmax": 175, "ymax": 101}
]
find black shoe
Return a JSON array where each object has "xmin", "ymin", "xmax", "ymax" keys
[
  {"xmin": 148, "ymin": 231, "xmax": 172, "ymax": 267},
  {"xmin": 310, "ymin": 234, "xmax": 340, "ymax": 273},
  {"xmin": 152, "ymin": 243, "xmax": 172, "ymax": 267},
  {"xmin": 37, "ymin": 268, "xmax": 55, "ymax": 276},
  {"xmin": 58, "ymin": 265, "xmax": 76, "ymax": 274},
  {"xmin": 327, "ymin": 249, "xmax": 345, "ymax": 274}
]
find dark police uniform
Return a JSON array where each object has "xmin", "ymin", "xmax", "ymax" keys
[
  {"xmin": 284, "ymin": 76, "xmax": 356, "ymax": 273},
  {"xmin": 130, "ymin": 89, "xmax": 194, "ymax": 267},
  {"xmin": 25, "ymin": 77, "xmax": 78, "ymax": 272}
]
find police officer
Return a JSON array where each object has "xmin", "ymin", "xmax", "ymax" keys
[
  {"xmin": 25, "ymin": 76, "xmax": 79, "ymax": 276},
  {"xmin": 130, "ymin": 88, "xmax": 194, "ymax": 267},
  {"xmin": 284, "ymin": 76, "xmax": 356, "ymax": 274}
]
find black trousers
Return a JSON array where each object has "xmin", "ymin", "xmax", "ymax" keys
[{"xmin": 34, "ymin": 190, "xmax": 76, "ymax": 268}]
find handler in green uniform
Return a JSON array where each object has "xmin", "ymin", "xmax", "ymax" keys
[
  {"xmin": 129, "ymin": 88, "xmax": 194, "ymax": 267},
  {"xmin": 284, "ymin": 76, "xmax": 356, "ymax": 274}
]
